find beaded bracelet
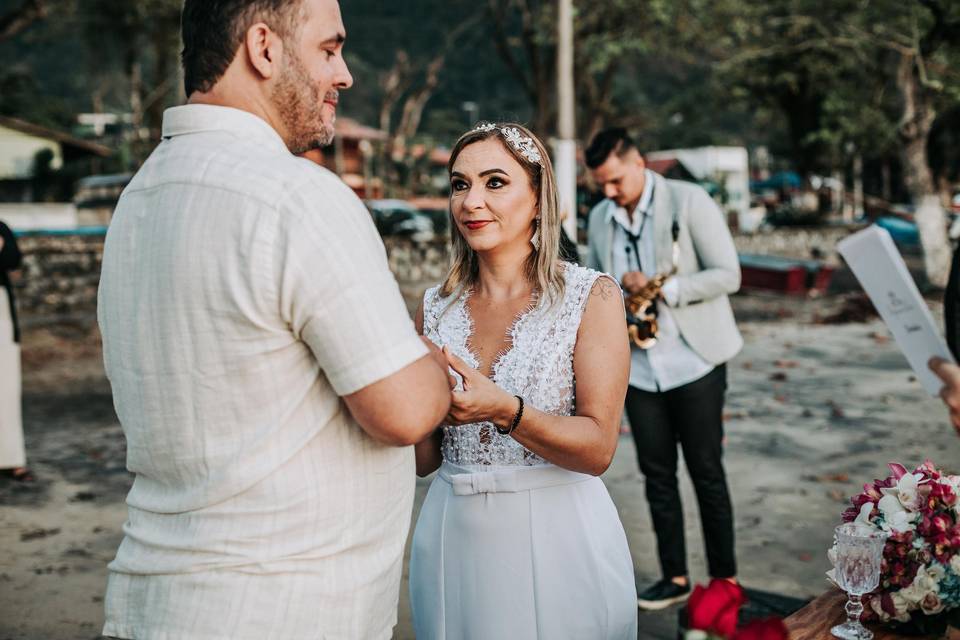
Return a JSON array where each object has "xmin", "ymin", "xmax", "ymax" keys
[{"xmin": 495, "ymin": 396, "xmax": 524, "ymax": 436}]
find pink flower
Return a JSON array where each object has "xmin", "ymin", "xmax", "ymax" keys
[
  {"xmin": 920, "ymin": 592, "xmax": 945, "ymax": 615},
  {"xmin": 864, "ymin": 483, "xmax": 885, "ymax": 501},
  {"xmin": 889, "ymin": 463, "xmax": 909, "ymax": 480}
]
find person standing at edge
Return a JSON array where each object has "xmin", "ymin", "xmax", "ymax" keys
[
  {"xmin": 585, "ymin": 128, "xmax": 743, "ymax": 610},
  {"xmin": 0, "ymin": 219, "xmax": 30, "ymax": 482},
  {"xmin": 97, "ymin": 1, "xmax": 451, "ymax": 638},
  {"xmin": 931, "ymin": 246, "xmax": 960, "ymax": 436}
]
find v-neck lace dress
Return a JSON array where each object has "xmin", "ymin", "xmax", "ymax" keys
[{"xmin": 409, "ymin": 263, "xmax": 637, "ymax": 640}]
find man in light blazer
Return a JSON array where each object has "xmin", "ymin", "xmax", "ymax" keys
[{"xmin": 586, "ymin": 128, "xmax": 742, "ymax": 611}]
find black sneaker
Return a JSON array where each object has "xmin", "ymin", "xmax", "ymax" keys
[{"xmin": 637, "ymin": 579, "xmax": 691, "ymax": 611}]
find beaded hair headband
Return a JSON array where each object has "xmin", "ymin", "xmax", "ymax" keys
[{"xmin": 472, "ymin": 122, "xmax": 543, "ymax": 166}]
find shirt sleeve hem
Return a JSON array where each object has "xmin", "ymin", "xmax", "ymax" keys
[{"xmin": 327, "ymin": 334, "xmax": 429, "ymax": 397}]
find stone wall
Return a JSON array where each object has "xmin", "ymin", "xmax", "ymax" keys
[
  {"xmin": 11, "ymin": 227, "xmax": 864, "ymax": 325},
  {"xmin": 732, "ymin": 225, "xmax": 862, "ymax": 265},
  {"xmin": 382, "ymin": 236, "xmax": 450, "ymax": 284},
  {"xmin": 12, "ymin": 232, "xmax": 104, "ymax": 324},
  {"xmin": 10, "ymin": 232, "xmax": 453, "ymax": 325}
]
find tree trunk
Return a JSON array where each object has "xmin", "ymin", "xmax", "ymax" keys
[
  {"xmin": 145, "ymin": 27, "xmax": 174, "ymax": 142},
  {"xmin": 897, "ymin": 52, "xmax": 950, "ymax": 287},
  {"xmin": 852, "ymin": 154, "xmax": 864, "ymax": 220},
  {"xmin": 881, "ymin": 160, "xmax": 892, "ymax": 202}
]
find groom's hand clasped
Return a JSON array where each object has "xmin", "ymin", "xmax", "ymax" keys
[
  {"xmin": 420, "ymin": 337, "xmax": 458, "ymax": 390},
  {"xmin": 442, "ymin": 346, "xmax": 519, "ymax": 429}
]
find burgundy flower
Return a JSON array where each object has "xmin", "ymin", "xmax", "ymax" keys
[
  {"xmin": 931, "ymin": 514, "xmax": 951, "ymax": 533},
  {"xmin": 880, "ymin": 593, "xmax": 899, "ymax": 619},
  {"xmin": 732, "ymin": 618, "xmax": 789, "ymax": 640},
  {"xmin": 687, "ymin": 579, "xmax": 746, "ymax": 638},
  {"xmin": 929, "ymin": 482, "xmax": 957, "ymax": 508}
]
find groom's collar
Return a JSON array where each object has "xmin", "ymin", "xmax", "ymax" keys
[{"xmin": 161, "ymin": 104, "xmax": 289, "ymax": 154}]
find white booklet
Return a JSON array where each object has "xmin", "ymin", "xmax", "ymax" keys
[{"xmin": 837, "ymin": 225, "xmax": 955, "ymax": 396}]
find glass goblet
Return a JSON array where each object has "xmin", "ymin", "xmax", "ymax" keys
[{"xmin": 831, "ymin": 523, "xmax": 889, "ymax": 640}]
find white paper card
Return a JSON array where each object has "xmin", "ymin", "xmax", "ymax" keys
[{"xmin": 837, "ymin": 225, "xmax": 955, "ymax": 396}]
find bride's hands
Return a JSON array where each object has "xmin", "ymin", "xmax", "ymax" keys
[{"xmin": 443, "ymin": 346, "xmax": 519, "ymax": 428}]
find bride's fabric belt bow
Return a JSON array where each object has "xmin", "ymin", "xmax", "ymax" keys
[{"xmin": 438, "ymin": 461, "xmax": 592, "ymax": 496}]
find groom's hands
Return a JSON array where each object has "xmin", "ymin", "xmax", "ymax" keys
[
  {"xmin": 443, "ymin": 346, "xmax": 518, "ymax": 428},
  {"xmin": 420, "ymin": 337, "xmax": 457, "ymax": 389},
  {"xmin": 930, "ymin": 357, "xmax": 960, "ymax": 436},
  {"xmin": 420, "ymin": 337, "xmax": 458, "ymax": 390}
]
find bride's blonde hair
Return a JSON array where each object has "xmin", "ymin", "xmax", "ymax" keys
[{"xmin": 439, "ymin": 122, "xmax": 565, "ymax": 303}]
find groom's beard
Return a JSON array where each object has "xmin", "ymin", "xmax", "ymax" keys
[{"xmin": 272, "ymin": 52, "xmax": 336, "ymax": 154}]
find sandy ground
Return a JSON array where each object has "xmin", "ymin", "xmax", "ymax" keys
[{"xmin": 1, "ymin": 294, "xmax": 958, "ymax": 640}]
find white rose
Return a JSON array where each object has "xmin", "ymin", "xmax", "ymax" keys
[
  {"xmin": 898, "ymin": 578, "xmax": 927, "ymax": 605},
  {"xmin": 881, "ymin": 472, "xmax": 925, "ymax": 511},
  {"xmin": 685, "ymin": 631, "xmax": 709, "ymax": 640},
  {"xmin": 926, "ymin": 564, "xmax": 946, "ymax": 582},
  {"xmin": 950, "ymin": 555, "xmax": 960, "ymax": 576},
  {"xmin": 870, "ymin": 596, "xmax": 889, "ymax": 621},
  {"xmin": 890, "ymin": 592, "xmax": 914, "ymax": 622}
]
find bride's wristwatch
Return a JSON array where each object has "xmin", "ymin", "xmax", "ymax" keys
[{"xmin": 495, "ymin": 396, "xmax": 525, "ymax": 436}]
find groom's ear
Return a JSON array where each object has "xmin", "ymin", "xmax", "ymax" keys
[{"xmin": 244, "ymin": 22, "xmax": 283, "ymax": 81}]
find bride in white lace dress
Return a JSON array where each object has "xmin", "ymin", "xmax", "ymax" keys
[{"xmin": 409, "ymin": 123, "xmax": 637, "ymax": 639}]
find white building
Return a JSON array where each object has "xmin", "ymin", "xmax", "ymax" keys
[
  {"xmin": 646, "ymin": 146, "xmax": 753, "ymax": 228},
  {"xmin": 0, "ymin": 115, "xmax": 111, "ymax": 203}
]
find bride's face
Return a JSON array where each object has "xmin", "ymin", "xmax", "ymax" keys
[{"xmin": 449, "ymin": 138, "xmax": 538, "ymax": 255}]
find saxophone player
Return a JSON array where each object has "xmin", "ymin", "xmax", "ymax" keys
[{"xmin": 585, "ymin": 128, "xmax": 743, "ymax": 611}]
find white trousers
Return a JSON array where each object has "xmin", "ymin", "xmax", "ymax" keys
[
  {"xmin": 410, "ymin": 462, "xmax": 638, "ymax": 639},
  {"xmin": 0, "ymin": 287, "xmax": 24, "ymax": 469}
]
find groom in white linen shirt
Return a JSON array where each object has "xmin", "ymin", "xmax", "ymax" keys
[{"xmin": 97, "ymin": 1, "xmax": 451, "ymax": 638}]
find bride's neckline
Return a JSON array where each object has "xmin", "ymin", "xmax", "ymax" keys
[{"xmin": 460, "ymin": 286, "xmax": 541, "ymax": 381}]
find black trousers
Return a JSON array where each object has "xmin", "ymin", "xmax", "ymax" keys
[{"xmin": 624, "ymin": 364, "xmax": 737, "ymax": 580}]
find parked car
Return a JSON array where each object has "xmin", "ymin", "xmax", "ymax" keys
[{"xmin": 364, "ymin": 199, "xmax": 435, "ymax": 242}]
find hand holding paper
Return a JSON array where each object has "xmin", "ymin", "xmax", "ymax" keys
[
  {"xmin": 837, "ymin": 225, "xmax": 955, "ymax": 397},
  {"xmin": 929, "ymin": 357, "xmax": 960, "ymax": 434}
]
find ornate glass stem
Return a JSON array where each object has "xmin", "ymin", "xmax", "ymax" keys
[{"xmin": 845, "ymin": 594, "xmax": 864, "ymax": 626}]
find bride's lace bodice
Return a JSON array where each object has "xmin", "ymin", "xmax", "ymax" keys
[{"xmin": 422, "ymin": 263, "xmax": 609, "ymax": 468}]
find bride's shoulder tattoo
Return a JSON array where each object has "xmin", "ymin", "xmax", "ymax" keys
[{"xmin": 590, "ymin": 276, "xmax": 615, "ymax": 301}]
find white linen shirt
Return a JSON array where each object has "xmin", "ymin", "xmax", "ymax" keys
[
  {"xmin": 610, "ymin": 170, "xmax": 713, "ymax": 392},
  {"xmin": 98, "ymin": 105, "xmax": 427, "ymax": 640}
]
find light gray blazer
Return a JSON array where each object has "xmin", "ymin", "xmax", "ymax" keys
[{"xmin": 587, "ymin": 171, "xmax": 743, "ymax": 366}]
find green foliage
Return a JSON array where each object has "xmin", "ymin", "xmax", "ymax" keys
[{"xmin": 0, "ymin": 0, "xmax": 958, "ymax": 187}]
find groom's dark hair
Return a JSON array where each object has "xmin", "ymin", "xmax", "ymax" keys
[
  {"xmin": 585, "ymin": 128, "xmax": 639, "ymax": 169},
  {"xmin": 181, "ymin": 0, "xmax": 305, "ymax": 96}
]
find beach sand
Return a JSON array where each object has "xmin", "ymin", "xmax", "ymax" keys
[{"xmin": 1, "ymin": 295, "xmax": 956, "ymax": 639}]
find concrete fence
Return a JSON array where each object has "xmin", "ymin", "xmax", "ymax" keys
[
  {"xmin": 10, "ymin": 226, "xmax": 857, "ymax": 326},
  {"xmin": 13, "ymin": 230, "xmax": 105, "ymax": 323}
]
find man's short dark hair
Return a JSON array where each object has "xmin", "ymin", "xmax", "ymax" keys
[
  {"xmin": 181, "ymin": 0, "xmax": 304, "ymax": 96},
  {"xmin": 585, "ymin": 128, "xmax": 638, "ymax": 169}
]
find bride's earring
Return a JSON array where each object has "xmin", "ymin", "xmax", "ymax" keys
[{"xmin": 531, "ymin": 215, "xmax": 542, "ymax": 251}]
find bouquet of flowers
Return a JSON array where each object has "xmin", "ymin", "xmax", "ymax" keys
[
  {"xmin": 684, "ymin": 579, "xmax": 789, "ymax": 640},
  {"xmin": 838, "ymin": 461, "xmax": 960, "ymax": 634}
]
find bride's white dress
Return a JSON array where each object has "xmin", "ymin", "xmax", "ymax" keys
[{"xmin": 410, "ymin": 263, "xmax": 638, "ymax": 639}]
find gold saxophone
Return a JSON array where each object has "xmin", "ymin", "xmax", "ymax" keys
[{"xmin": 625, "ymin": 231, "xmax": 680, "ymax": 350}]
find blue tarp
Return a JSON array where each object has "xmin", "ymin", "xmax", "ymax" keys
[
  {"xmin": 750, "ymin": 171, "xmax": 803, "ymax": 192},
  {"xmin": 875, "ymin": 216, "xmax": 920, "ymax": 246},
  {"xmin": 13, "ymin": 226, "xmax": 108, "ymax": 237}
]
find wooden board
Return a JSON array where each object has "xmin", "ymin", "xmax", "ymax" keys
[{"xmin": 784, "ymin": 590, "xmax": 938, "ymax": 640}]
